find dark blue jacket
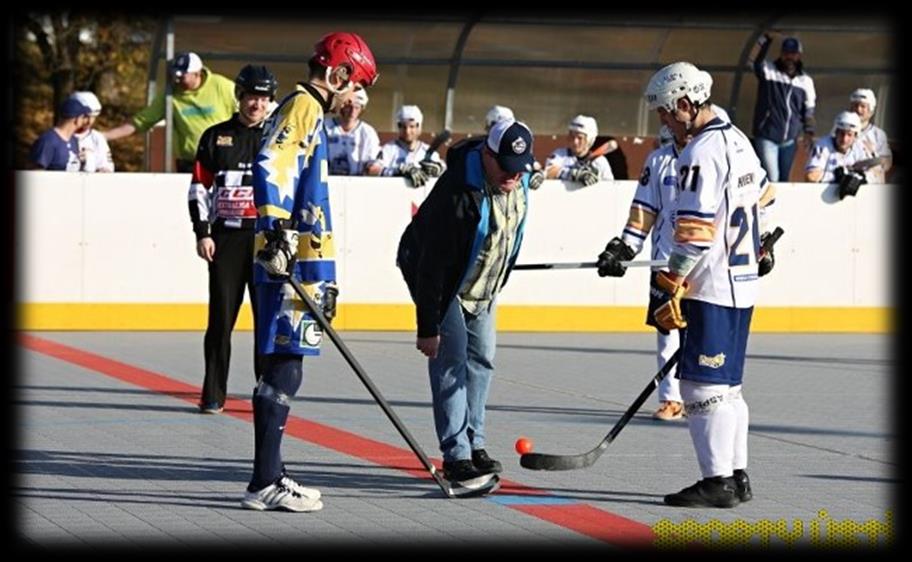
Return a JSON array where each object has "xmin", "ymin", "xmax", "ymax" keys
[
  {"xmin": 397, "ymin": 139, "xmax": 530, "ymax": 337},
  {"xmin": 752, "ymin": 36, "xmax": 817, "ymax": 143}
]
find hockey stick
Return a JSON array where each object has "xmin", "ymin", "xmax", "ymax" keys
[
  {"xmin": 520, "ymin": 349, "xmax": 681, "ymax": 471},
  {"xmin": 587, "ymin": 138, "xmax": 618, "ymax": 162},
  {"xmin": 514, "ymin": 259, "xmax": 667, "ymax": 271},
  {"xmin": 283, "ymin": 275, "xmax": 498, "ymax": 498},
  {"xmin": 423, "ymin": 128, "xmax": 452, "ymax": 161}
]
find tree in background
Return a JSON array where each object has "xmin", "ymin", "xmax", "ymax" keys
[{"xmin": 15, "ymin": 13, "xmax": 158, "ymax": 171}]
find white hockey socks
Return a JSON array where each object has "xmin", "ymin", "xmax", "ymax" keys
[
  {"xmin": 681, "ymin": 380, "xmax": 736, "ymax": 479},
  {"xmin": 656, "ymin": 330, "xmax": 681, "ymax": 402},
  {"xmin": 730, "ymin": 384, "xmax": 749, "ymax": 470}
]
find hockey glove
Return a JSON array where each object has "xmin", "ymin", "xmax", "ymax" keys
[
  {"xmin": 834, "ymin": 166, "xmax": 865, "ymax": 200},
  {"xmin": 419, "ymin": 159, "xmax": 444, "ymax": 177},
  {"xmin": 528, "ymin": 169, "xmax": 545, "ymax": 190},
  {"xmin": 322, "ymin": 283, "xmax": 339, "ymax": 323},
  {"xmin": 758, "ymin": 231, "xmax": 775, "ymax": 277},
  {"xmin": 570, "ymin": 163, "xmax": 600, "ymax": 187},
  {"xmin": 596, "ymin": 237, "xmax": 636, "ymax": 277},
  {"xmin": 256, "ymin": 219, "xmax": 299, "ymax": 279},
  {"xmin": 398, "ymin": 163, "xmax": 428, "ymax": 188},
  {"xmin": 653, "ymin": 271, "xmax": 689, "ymax": 331}
]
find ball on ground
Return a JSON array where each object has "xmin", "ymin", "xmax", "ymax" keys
[{"xmin": 515, "ymin": 437, "xmax": 533, "ymax": 455}]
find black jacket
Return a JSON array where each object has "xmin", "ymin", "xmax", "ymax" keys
[{"xmin": 396, "ymin": 139, "xmax": 530, "ymax": 338}]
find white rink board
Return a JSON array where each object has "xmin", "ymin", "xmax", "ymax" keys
[{"xmin": 16, "ymin": 171, "xmax": 891, "ymax": 308}]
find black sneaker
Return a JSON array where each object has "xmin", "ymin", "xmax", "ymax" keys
[
  {"xmin": 733, "ymin": 469, "xmax": 752, "ymax": 502},
  {"xmin": 663, "ymin": 476, "xmax": 740, "ymax": 508},
  {"xmin": 471, "ymin": 449, "xmax": 503, "ymax": 474},
  {"xmin": 443, "ymin": 459, "xmax": 484, "ymax": 483}
]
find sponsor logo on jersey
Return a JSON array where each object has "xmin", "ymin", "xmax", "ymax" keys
[
  {"xmin": 663, "ymin": 175, "xmax": 676, "ymax": 186},
  {"xmin": 684, "ymin": 393, "xmax": 726, "ymax": 416},
  {"xmin": 216, "ymin": 135, "xmax": 234, "ymax": 147},
  {"xmin": 698, "ymin": 352, "xmax": 726, "ymax": 369},
  {"xmin": 737, "ymin": 173, "xmax": 754, "ymax": 188}
]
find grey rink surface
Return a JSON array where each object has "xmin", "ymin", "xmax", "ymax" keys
[{"xmin": 14, "ymin": 331, "xmax": 896, "ymax": 549}]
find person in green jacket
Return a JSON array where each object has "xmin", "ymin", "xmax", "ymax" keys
[{"xmin": 103, "ymin": 52, "xmax": 237, "ymax": 172}]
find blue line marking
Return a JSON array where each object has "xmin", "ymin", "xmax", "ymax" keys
[{"xmin": 487, "ymin": 494, "xmax": 577, "ymax": 506}]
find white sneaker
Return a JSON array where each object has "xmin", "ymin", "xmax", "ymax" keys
[
  {"xmin": 279, "ymin": 474, "xmax": 321, "ymax": 501},
  {"xmin": 241, "ymin": 482, "xmax": 324, "ymax": 512}
]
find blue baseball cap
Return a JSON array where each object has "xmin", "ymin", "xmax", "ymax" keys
[
  {"xmin": 486, "ymin": 119, "xmax": 534, "ymax": 174},
  {"xmin": 782, "ymin": 37, "xmax": 803, "ymax": 54},
  {"xmin": 59, "ymin": 98, "xmax": 92, "ymax": 119}
]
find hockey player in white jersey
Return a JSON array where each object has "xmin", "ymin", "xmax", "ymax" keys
[
  {"xmin": 366, "ymin": 105, "xmax": 445, "ymax": 187},
  {"xmin": 805, "ymin": 111, "xmax": 869, "ymax": 183},
  {"xmin": 544, "ymin": 115, "xmax": 614, "ymax": 186},
  {"xmin": 324, "ymin": 87, "xmax": 380, "ymax": 175},
  {"xmin": 69, "ymin": 91, "xmax": 115, "ymax": 172},
  {"xmin": 848, "ymin": 88, "xmax": 892, "ymax": 183},
  {"xmin": 643, "ymin": 62, "xmax": 772, "ymax": 508},
  {"xmin": 596, "ymin": 124, "xmax": 689, "ymax": 421}
]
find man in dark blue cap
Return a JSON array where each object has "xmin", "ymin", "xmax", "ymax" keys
[
  {"xmin": 29, "ymin": 98, "xmax": 92, "ymax": 170},
  {"xmin": 396, "ymin": 119, "xmax": 535, "ymax": 493},
  {"xmin": 751, "ymin": 33, "xmax": 817, "ymax": 181}
]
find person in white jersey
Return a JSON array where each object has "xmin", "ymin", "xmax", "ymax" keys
[
  {"xmin": 69, "ymin": 91, "xmax": 115, "ymax": 172},
  {"xmin": 324, "ymin": 87, "xmax": 380, "ymax": 175},
  {"xmin": 848, "ymin": 88, "xmax": 892, "ymax": 183},
  {"xmin": 643, "ymin": 61, "xmax": 772, "ymax": 508},
  {"xmin": 366, "ymin": 104, "xmax": 445, "ymax": 187},
  {"xmin": 805, "ymin": 111, "xmax": 869, "ymax": 183},
  {"xmin": 544, "ymin": 115, "xmax": 614, "ymax": 187}
]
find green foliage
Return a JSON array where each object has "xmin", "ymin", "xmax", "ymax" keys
[{"xmin": 15, "ymin": 13, "xmax": 158, "ymax": 171}]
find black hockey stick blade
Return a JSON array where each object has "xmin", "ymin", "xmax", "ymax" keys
[
  {"xmin": 284, "ymin": 275, "xmax": 454, "ymax": 498},
  {"xmin": 520, "ymin": 350, "xmax": 681, "ymax": 471},
  {"xmin": 423, "ymin": 128, "xmax": 452, "ymax": 160}
]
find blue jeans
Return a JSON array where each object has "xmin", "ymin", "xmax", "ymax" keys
[
  {"xmin": 428, "ymin": 297, "xmax": 497, "ymax": 462},
  {"xmin": 753, "ymin": 137, "xmax": 797, "ymax": 182}
]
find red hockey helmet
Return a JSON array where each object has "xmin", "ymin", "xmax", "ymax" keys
[{"xmin": 312, "ymin": 32, "xmax": 379, "ymax": 88}]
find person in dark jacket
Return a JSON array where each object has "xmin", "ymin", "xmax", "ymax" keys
[
  {"xmin": 397, "ymin": 119, "xmax": 535, "ymax": 490},
  {"xmin": 751, "ymin": 34, "xmax": 817, "ymax": 181},
  {"xmin": 188, "ymin": 65, "xmax": 277, "ymax": 413}
]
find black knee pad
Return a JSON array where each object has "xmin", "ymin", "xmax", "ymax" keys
[{"xmin": 260, "ymin": 353, "xmax": 303, "ymax": 398}]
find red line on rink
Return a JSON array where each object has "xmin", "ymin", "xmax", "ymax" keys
[{"xmin": 20, "ymin": 333, "xmax": 657, "ymax": 546}]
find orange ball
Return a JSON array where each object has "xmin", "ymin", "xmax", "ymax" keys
[{"xmin": 515, "ymin": 437, "xmax": 533, "ymax": 455}]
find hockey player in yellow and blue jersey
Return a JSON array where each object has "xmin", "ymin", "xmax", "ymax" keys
[{"xmin": 241, "ymin": 32, "xmax": 379, "ymax": 513}]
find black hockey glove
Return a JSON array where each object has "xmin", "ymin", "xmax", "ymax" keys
[
  {"xmin": 596, "ymin": 237, "xmax": 636, "ymax": 277},
  {"xmin": 758, "ymin": 232, "xmax": 775, "ymax": 277},
  {"xmin": 256, "ymin": 219, "xmax": 298, "ymax": 279},
  {"xmin": 398, "ymin": 163, "xmax": 428, "ymax": 188},
  {"xmin": 528, "ymin": 169, "xmax": 545, "ymax": 190},
  {"xmin": 834, "ymin": 166, "xmax": 865, "ymax": 200},
  {"xmin": 419, "ymin": 159, "xmax": 444, "ymax": 177},
  {"xmin": 322, "ymin": 283, "xmax": 339, "ymax": 323}
]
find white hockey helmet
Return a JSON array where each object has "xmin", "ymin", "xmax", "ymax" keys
[
  {"xmin": 849, "ymin": 88, "xmax": 876, "ymax": 112},
  {"xmin": 351, "ymin": 87, "xmax": 369, "ymax": 108},
  {"xmin": 832, "ymin": 110, "xmax": 862, "ymax": 134},
  {"xmin": 644, "ymin": 62, "xmax": 712, "ymax": 112},
  {"xmin": 485, "ymin": 105, "xmax": 514, "ymax": 130},
  {"xmin": 70, "ymin": 91, "xmax": 102, "ymax": 116},
  {"xmin": 568, "ymin": 114, "xmax": 598, "ymax": 142},
  {"xmin": 396, "ymin": 104, "xmax": 423, "ymax": 126}
]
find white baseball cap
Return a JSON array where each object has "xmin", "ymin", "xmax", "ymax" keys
[
  {"xmin": 70, "ymin": 91, "xmax": 102, "ymax": 116},
  {"xmin": 396, "ymin": 105, "xmax": 423, "ymax": 126},
  {"xmin": 849, "ymin": 88, "xmax": 876, "ymax": 112},
  {"xmin": 170, "ymin": 52, "xmax": 203, "ymax": 79},
  {"xmin": 485, "ymin": 105, "xmax": 514, "ymax": 130},
  {"xmin": 569, "ymin": 115, "xmax": 598, "ymax": 140}
]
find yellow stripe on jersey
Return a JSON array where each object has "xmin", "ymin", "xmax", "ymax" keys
[
  {"xmin": 626, "ymin": 205, "xmax": 656, "ymax": 234},
  {"xmin": 759, "ymin": 182, "xmax": 777, "ymax": 208},
  {"xmin": 675, "ymin": 217, "xmax": 716, "ymax": 243},
  {"xmin": 257, "ymin": 204, "xmax": 292, "ymax": 220}
]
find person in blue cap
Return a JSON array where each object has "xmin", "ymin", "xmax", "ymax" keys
[
  {"xmin": 396, "ymin": 118, "xmax": 535, "ymax": 492},
  {"xmin": 751, "ymin": 33, "xmax": 817, "ymax": 182},
  {"xmin": 29, "ymin": 97, "xmax": 92, "ymax": 171}
]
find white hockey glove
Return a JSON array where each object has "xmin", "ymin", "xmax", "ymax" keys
[
  {"xmin": 322, "ymin": 283, "xmax": 339, "ymax": 323},
  {"xmin": 398, "ymin": 163, "xmax": 429, "ymax": 188},
  {"xmin": 528, "ymin": 169, "xmax": 545, "ymax": 190},
  {"xmin": 419, "ymin": 159, "xmax": 444, "ymax": 177},
  {"xmin": 256, "ymin": 219, "xmax": 299, "ymax": 279}
]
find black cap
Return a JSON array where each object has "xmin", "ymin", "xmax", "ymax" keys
[{"xmin": 486, "ymin": 119, "xmax": 534, "ymax": 174}]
